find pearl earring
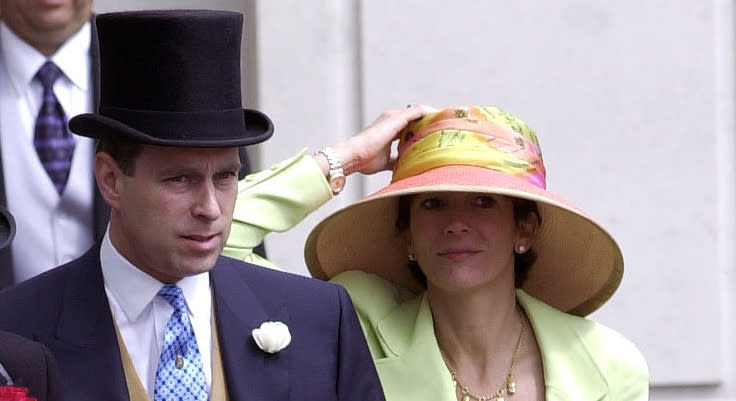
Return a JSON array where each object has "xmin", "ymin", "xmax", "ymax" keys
[
  {"xmin": 515, "ymin": 244, "xmax": 527, "ymax": 254},
  {"xmin": 408, "ymin": 254, "xmax": 417, "ymax": 262}
]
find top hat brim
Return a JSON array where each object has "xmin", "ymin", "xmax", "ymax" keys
[{"xmin": 69, "ymin": 107, "xmax": 273, "ymax": 147}]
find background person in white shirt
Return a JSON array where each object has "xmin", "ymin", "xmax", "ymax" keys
[{"xmin": 0, "ymin": 0, "xmax": 103, "ymax": 286}]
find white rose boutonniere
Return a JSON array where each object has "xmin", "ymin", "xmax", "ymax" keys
[{"xmin": 252, "ymin": 321, "xmax": 291, "ymax": 354}]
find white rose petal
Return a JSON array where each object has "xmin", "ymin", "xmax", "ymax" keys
[{"xmin": 252, "ymin": 321, "xmax": 291, "ymax": 353}]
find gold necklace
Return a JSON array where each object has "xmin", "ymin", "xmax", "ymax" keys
[{"xmin": 442, "ymin": 309, "xmax": 525, "ymax": 401}]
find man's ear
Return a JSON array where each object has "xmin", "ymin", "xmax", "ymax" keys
[{"xmin": 94, "ymin": 152, "xmax": 124, "ymax": 211}]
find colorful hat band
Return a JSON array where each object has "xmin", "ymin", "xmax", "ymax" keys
[{"xmin": 393, "ymin": 123, "xmax": 547, "ymax": 189}]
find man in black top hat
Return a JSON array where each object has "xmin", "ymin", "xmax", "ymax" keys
[
  {"xmin": 0, "ymin": 10, "xmax": 384, "ymax": 401},
  {"xmin": 0, "ymin": 207, "xmax": 63, "ymax": 401}
]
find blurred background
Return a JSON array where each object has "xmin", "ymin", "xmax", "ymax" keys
[{"xmin": 96, "ymin": 1, "xmax": 734, "ymax": 399}]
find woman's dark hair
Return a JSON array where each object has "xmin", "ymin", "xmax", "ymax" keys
[
  {"xmin": 395, "ymin": 194, "xmax": 541, "ymax": 288},
  {"xmin": 95, "ymin": 138, "xmax": 144, "ymax": 176}
]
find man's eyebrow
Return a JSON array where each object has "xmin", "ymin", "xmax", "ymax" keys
[
  {"xmin": 222, "ymin": 162, "xmax": 242, "ymax": 172},
  {"xmin": 158, "ymin": 165, "xmax": 197, "ymax": 176}
]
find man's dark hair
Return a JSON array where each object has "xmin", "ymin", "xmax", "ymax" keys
[{"xmin": 95, "ymin": 138, "xmax": 144, "ymax": 176}]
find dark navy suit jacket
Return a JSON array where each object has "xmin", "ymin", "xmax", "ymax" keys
[
  {"xmin": 0, "ymin": 246, "xmax": 385, "ymax": 401},
  {"xmin": 0, "ymin": 330, "xmax": 63, "ymax": 401}
]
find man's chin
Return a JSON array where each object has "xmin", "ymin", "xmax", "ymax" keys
[{"xmin": 183, "ymin": 256, "xmax": 219, "ymax": 275}]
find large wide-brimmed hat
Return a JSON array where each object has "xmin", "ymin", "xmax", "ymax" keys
[
  {"xmin": 69, "ymin": 9, "xmax": 273, "ymax": 147},
  {"xmin": 305, "ymin": 106, "xmax": 623, "ymax": 316}
]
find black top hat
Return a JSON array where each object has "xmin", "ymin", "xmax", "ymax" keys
[
  {"xmin": 69, "ymin": 10, "xmax": 273, "ymax": 147},
  {"xmin": 0, "ymin": 206, "xmax": 15, "ymax": 250}
]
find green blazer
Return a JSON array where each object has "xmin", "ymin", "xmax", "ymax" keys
[
  {"xmin": 224, "ymin": 151, "xmax": 650, "ymax": 400},
  {"xmin": 332, "ymin": 271, "xmax": 649, "ymax": 401}
]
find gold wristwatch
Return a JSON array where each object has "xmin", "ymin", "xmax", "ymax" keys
[{"xmin": 316, "ymin": 147, "xmax": 346, "ymax": 195}]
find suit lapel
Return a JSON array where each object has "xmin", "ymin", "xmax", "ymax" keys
[
  {"xmin": 375, "ymin": 290, "xmax": 609, "ymax": 401},
  {"xmin": 516, "ymin": 291, "xmax": 608, "ymax": 401},
  {"xmin": 51, "ymin": 246, "xmax": 129, "ymax": 401},
  {"xmin": 372, "ymin": 293, "xmax": 457, "ymax": 401},
  {"xmin": 210, "ymin": 257, "xmax": 289, "ymax": 401}
]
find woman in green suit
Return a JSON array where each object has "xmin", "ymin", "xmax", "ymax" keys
[{"xmin": 224, "ymin": 105, "xmax": 649, "ymax": 401}]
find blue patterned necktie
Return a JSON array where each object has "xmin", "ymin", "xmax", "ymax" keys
[
  {"xmin": 154, "ymin": 285, "xmax": 209, "ymax": 401},
  {"xmin": 34, "ymin": 61, "xmax": 75, "ymax": 195}
]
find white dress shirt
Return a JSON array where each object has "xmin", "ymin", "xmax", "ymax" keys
[
  {"xmin": 100, "ymin": 229, "xmax": 213, "ymax": 395},
  {"xmin": 0, "ymin": 21, "xmax": 95, "ymax": 282}
]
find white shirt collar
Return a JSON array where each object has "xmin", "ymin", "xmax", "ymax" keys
[
  {"xmin": 51, "ymin": 21, "xmax": 90, "ymax": 91},
  {"xmin": 100, "ymin": 228, "xmax": 211, "ymax": 323},
  {"xmin": 0, "ymin": 20, "xmax": 90, "ymax": 95}
]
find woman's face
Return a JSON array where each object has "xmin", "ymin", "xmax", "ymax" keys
[{"xmin": 407, "ymin": 192, "xmax": 534, "ymax": 293}]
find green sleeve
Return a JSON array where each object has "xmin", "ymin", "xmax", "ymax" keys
[{"xmin": 222, "ymin": 149, "xmax": 332, "ymax": 268}]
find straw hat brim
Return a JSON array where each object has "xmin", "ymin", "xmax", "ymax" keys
[{"xmin": 305, "ymin": 164, "xmax": 623, "ymax": 316}]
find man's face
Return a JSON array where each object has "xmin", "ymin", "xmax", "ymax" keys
[
  {"xmin": 108, "ymin": 145, "xmax": 241, "ymax": 284},
  {"xmin": 0, "ymin": 0, "xmax": 93, "ymax": 55}
]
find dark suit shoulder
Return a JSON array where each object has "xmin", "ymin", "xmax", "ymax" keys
[
  {"xmin": 0, "ymin": 330, "xmax": 47, "ymax": 356},
  {"xmin": 0, "ymin": 246, "xmax": 100, "ymax": 336},
  {"xmin": 216, "ymin": 255, "xmax": 343, "ymax": 293},
  {"xmin": 213, "ymin": 256, "xmax": 349, "ymax": 317},
  {"xmin": 0, "ymin": 330, "xmax": 63, "ymax": 401},
  {"xmin": 0, "ymin": 330, "xmax": 52, "ymax": 374}
]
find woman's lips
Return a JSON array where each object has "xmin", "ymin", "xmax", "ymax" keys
[{"xmin": 437, "ymin": 249, "xmax": 481, "ymax": 259}]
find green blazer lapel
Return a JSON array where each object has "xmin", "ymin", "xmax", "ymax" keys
[
  {"xmin": 373, "ymin": 293, "xmax": 456, "ymax": 401},
  {"xmin": 516, "ymin": 290, "xmax": 608, "ymax": 401},
  {"xmin": 375, "ymin": 290, "xmax": 609, "ymax": 401}
]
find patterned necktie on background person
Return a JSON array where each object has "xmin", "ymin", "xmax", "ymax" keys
[
  {"xmin": 34, "ymin": 61, "xmax": 75, "ymax": 195},
  {"xmin": 154, "ymin": 285, "xmax": 209, "ymax": 401}
]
